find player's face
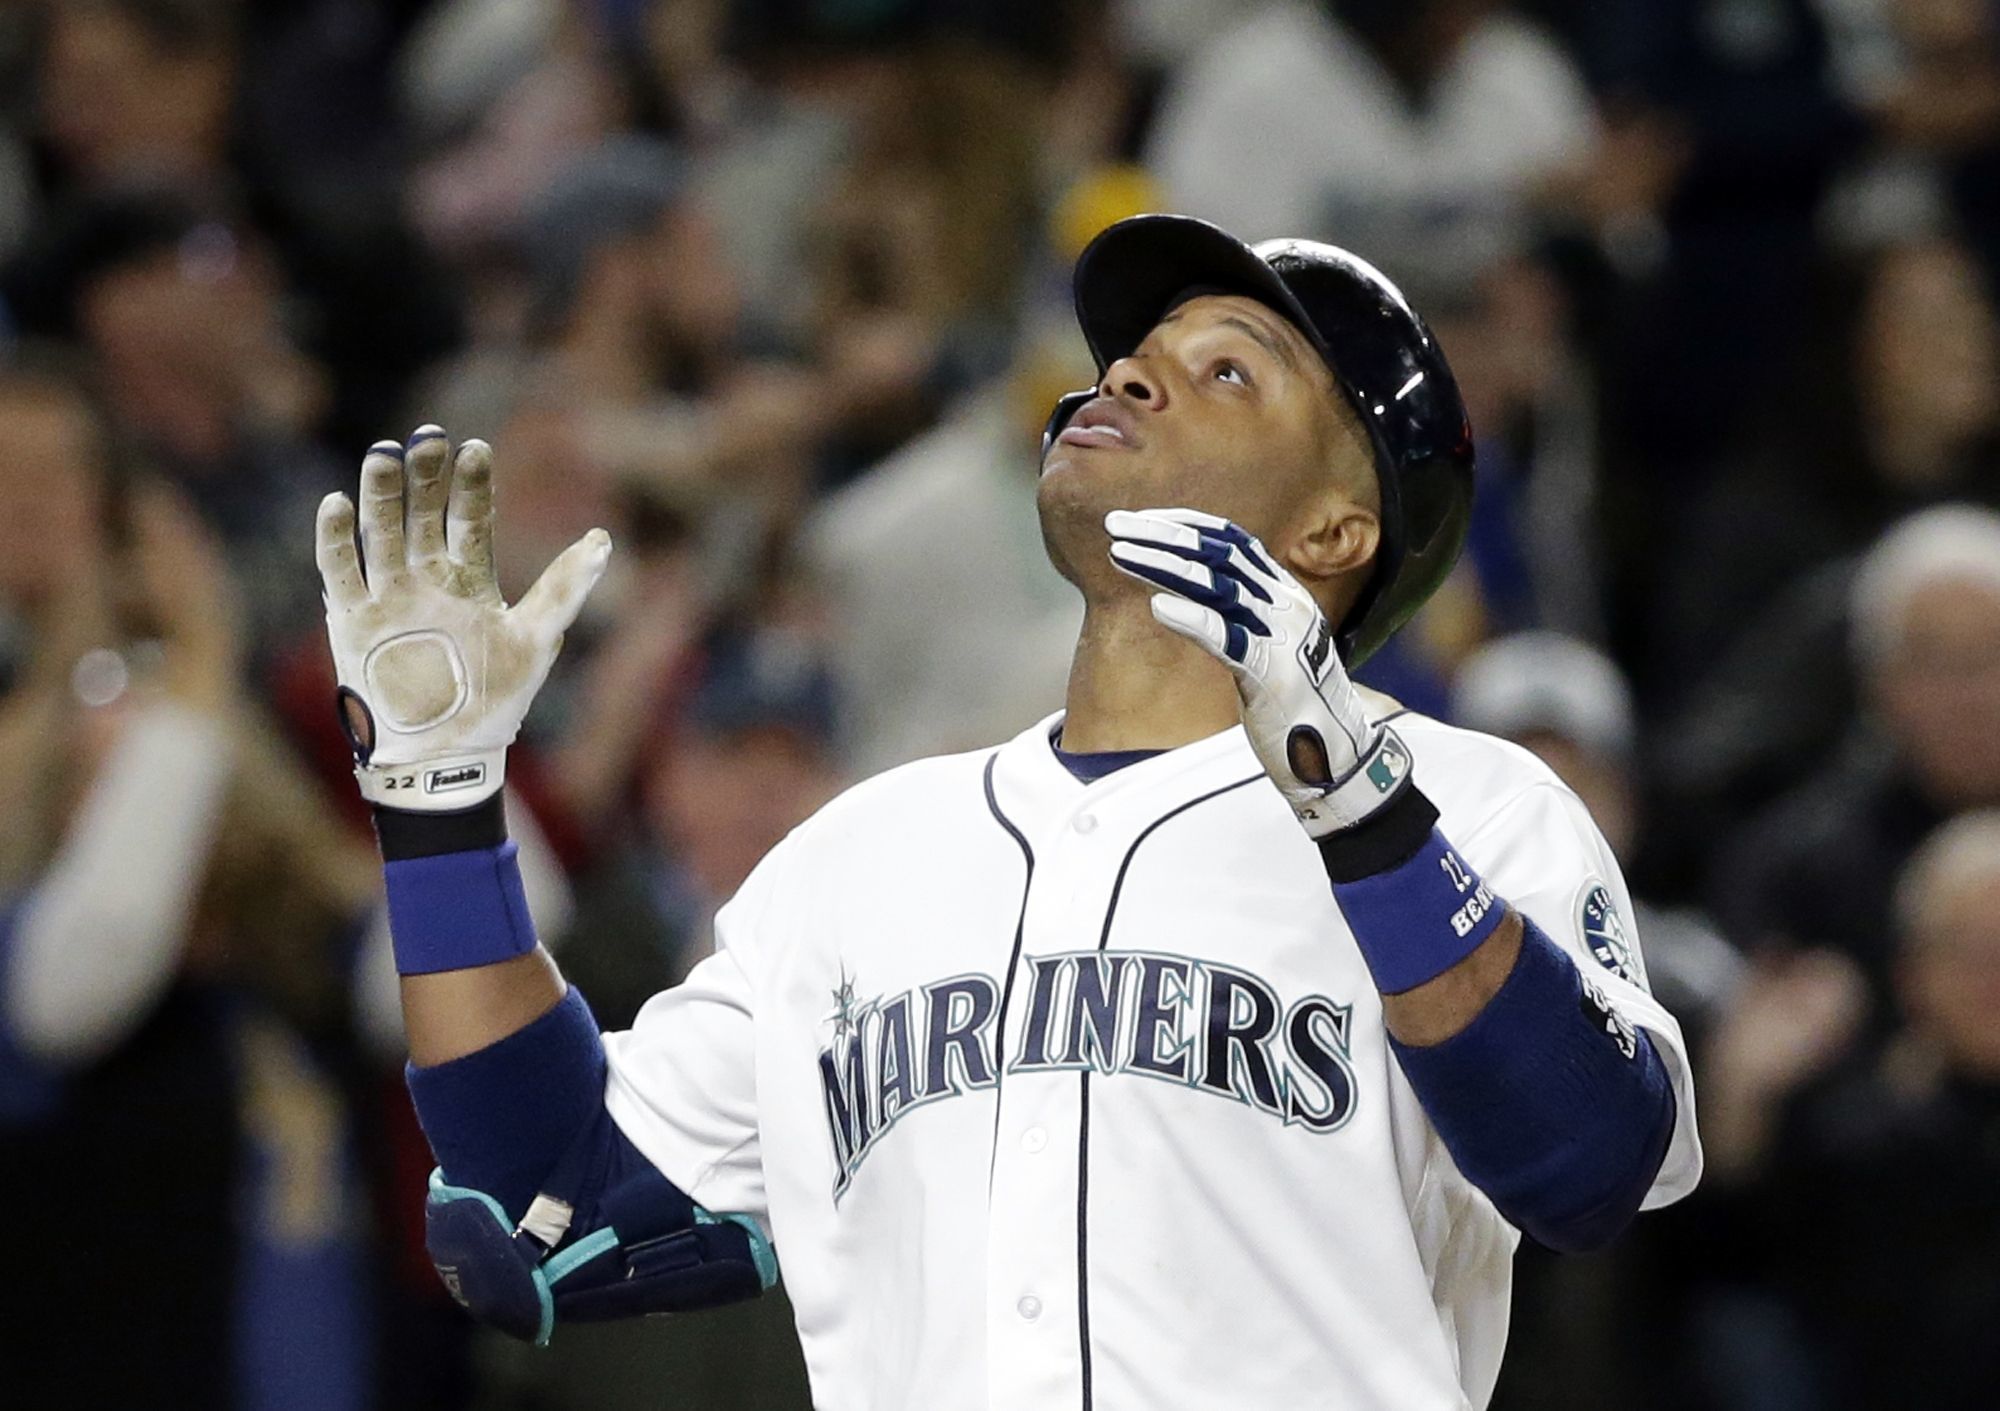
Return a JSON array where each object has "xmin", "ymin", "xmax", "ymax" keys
[{"xmin": 1036, "ymin": 295, "xmax": 1355, "ymax": 594}]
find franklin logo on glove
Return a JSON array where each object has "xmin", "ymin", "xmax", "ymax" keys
[{"xmin": 425, "ymin": 764, "xmax": 487, "ymax": 794}]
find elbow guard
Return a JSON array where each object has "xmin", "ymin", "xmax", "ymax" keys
[
  {"xmin": 404, "ymin": 984, "xmax": 777, "ymax": 1344},
  {"xmin": 425, "ymin": 1141, "xmax": 777, "ymax": 1346}
]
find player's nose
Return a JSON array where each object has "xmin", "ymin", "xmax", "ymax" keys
[{"xmin": 1100, "ymin": 355, "xmax": 1167, "ymax": 412}]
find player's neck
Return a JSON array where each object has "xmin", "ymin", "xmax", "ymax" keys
[{"xmin": 1059, "ymin": 596, "xmax": 1242, "ymax": 754}]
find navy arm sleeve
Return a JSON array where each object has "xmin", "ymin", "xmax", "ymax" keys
[
  {"xmin": 1389, "ymin": 920, "xmax": 1676, "ymax": 1253},
  {"xmin": 404, "ymin": 983, "xmax": 617, "ymax": 1226},
  {"xmin": 402, "ymin": 982, "xmax": 718, "ymax": 1250},
  {"xmin": 1321, "ymin": 786, "xmax": 1677, "ymax": 1253}
]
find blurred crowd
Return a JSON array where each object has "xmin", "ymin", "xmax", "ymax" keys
[{"xmin": 0, "ymin": 0, "xmax": 1996, "ymax": 1408}]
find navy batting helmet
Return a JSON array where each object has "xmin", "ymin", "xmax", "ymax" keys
[{"xmin": 1043, "ymin": 213, "xmax": 1475, "ymax": 666}]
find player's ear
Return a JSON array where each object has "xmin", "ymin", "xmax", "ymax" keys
[
  {"xmin": 1285, "ymin": 407, "xmax": 1380, "ymax": 589},
  {"xmin": 1285, "ymin": 498, "xmax": 1379, "ymax": 588}
]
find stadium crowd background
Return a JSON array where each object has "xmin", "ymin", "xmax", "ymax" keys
[{"xmin": 0, "ymin": 0, "xmax": 1997, "ymax": 1407}]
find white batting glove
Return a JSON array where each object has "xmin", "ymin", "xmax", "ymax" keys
[
  {"xmin": 315, "ymin": 426, "xmax": 611, "ymax": 811},
  {"xmin": 1106, "ymin": 507, "xmax": 1412, "ymax": 838}
]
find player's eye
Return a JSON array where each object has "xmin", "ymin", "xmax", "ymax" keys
[{"xmin": 1212, "ymin": 359, "xmax": 1251, "ymax": 388}]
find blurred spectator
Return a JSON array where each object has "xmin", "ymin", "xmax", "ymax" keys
[
  {"xmin": 1579, "ymin": 0, "xmax": 1867, "ymax": 483},
  {"xmin": 1716, "ymin": 504, "xmax": 2000, "ymax": 1005},
  {"xmin": 1875, "ymin": 0, "xmax": 2000, "ymax": 286},
  {"xmin": 515, "ymin": 141, "xmax": 831, "ymax": 495},
  {"xmin": 406, "ymin": 0, "xmax": 634, "ymax": 260},
  {"xmin": 1640, "ymin": 235, "xmax": 1999, "ymax": 884},
  {"xmin": 1147, "ymin": 0, "xmax": 1597, "ymax": 249},
  {"xmin": 1642, "ymin": 235, "xmax": 2000, "ymax": 713},
  {"xmin": 35, "ymin": 0, "xmax": 239, "ymax": 197},
  {"xmin": 1694, "ymin": 811, "xmax": 2000, "ymax": 1410},
  {"xmin": 1, "ymin": 192, "xmax": 337, "ymax": 656},
  {"xmin": 28, "ymin": 0, "xmax": 460, "ymax": 449},
  {"xmin": 0, "ymin": 409, "xmax": 379, "ymax": 1408}
]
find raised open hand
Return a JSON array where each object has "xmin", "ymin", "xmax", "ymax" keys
[{"xmin": 316, "ymin": 425, "xmax": 610, "ymax": 810}]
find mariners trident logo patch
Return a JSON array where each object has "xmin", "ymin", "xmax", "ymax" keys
[{"xmin": 1578, "ymin": 882, "xmax": 1642, "ymax": 986}]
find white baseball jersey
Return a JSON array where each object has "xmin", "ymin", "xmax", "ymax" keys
[{"xmin": 603, "ymin": 707, "xmax": 1702, "ymax": 1411}]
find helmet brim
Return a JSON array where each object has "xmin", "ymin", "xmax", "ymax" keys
[{"xmin": 1072, "ymin": 214, "xmax": 1340, "ymax": 378}]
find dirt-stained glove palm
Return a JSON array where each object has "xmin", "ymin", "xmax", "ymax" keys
[
  {"xmin": 315, "ymin": 426, "xmax": 610, "ymax": 811},
  {"xmin": 1106, "ymin": 507, "xmax": 1411, "ymax": 838}
]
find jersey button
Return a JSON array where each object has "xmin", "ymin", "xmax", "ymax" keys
[
  {"xmin": 1022, "ymin": 1126, "xmax": 1047, "ymax": 1154},
  {"xmin": 1017, "ymin": 1295, "xmax": 1042, "ymax": 1321},
  {"xmin": 1074, "ymin": 813, "xmax": 1098, "ymax": 834}
]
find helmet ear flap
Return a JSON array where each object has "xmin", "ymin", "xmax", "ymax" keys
[{"xmin": 1039, "ymin": 390, "xmax": 1098, "ymax": 467}]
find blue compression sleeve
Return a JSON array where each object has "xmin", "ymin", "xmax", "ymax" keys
[
  {"xmin": 410, "ymin": 986, "xmax": 774, "ymax": 1344},
  {"xmin": 383, "ymin": 843, "xmax": 536, "ymax": 974},
  {"xmin": 1390, "ymin": 921, "xmax": 1676, "ymax": 1252},
  {"xmin": 375, "ymin": 799, "xmax": 537, "ymax": 975},
  {"xmin": 404, "ymin": 985, "xmax": 607, "ymax": 1223}
]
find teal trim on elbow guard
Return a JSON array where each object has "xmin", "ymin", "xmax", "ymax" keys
[
  {"xmin": 423, "ymin": 1162, "xmax": 778, "ymax": 1346},
  {"xmin": 425, "ymin": 1171, "xmax": 559, "ymax": 1345}
]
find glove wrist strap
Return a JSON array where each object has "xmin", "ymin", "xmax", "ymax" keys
[
  {"xmin": 1292, "ymin": 725, "xmax": 1414, "ymax": 838},
  {"xmin": 356, "ymin": 748, "xmax": 508, "ymax": 810}
]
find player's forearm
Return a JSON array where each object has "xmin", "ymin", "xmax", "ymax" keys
[
  {"xmin": 408, "ymin": 982, "xmax": 774, "ymax": 1342},
  {"xmin": 1380, "ymin": 909, "xmax": 1524, "ymax": 1047},
  {"xmin": 377, "ymin": 795, "xmax": 568, "ymax": 1066},
  {"xmin": 402, "ymin": 951, "xmax": 567, "ymax": 1067},
  {"xmin": 1322, "ymin": 786, "xmax": 1674, "ymax": 1250}
]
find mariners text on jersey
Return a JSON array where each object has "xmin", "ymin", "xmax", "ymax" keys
[{"xmin": 818, "ymin": 952, "xmax": 1358, "ymax": 1198}]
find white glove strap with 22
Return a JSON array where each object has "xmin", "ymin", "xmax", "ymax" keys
[
  {"xmin": 1106, "ymin": 507, "xmax": 1412, "ymax": 838},
  {"xmin": 316, "ymin": 427, "xmax": 610, "ymax": 812}
]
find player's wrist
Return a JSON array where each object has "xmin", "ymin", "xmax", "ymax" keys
[
  {"xmin": 373, "ymin": 791, "xmax": 531, "ymax": 975},
  {"xmin": 374, "ymin": 791, "xmax": 509, "ymax": 862},
  {"xmin": 1314, "ymin": 785, "xmax": 1510, "ymax": 996},
  {"xmin": 1315, "ymin": 781, "xmax": 1438, "ymax": 880}
]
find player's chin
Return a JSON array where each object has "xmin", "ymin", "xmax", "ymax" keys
[
  {"xmin": 1038, "ymin": 448, "xmax": 1136, "ymax": 530},
  {"xmin": 1039, "ymin": 438, "xmax": 1161, "ymax": 497}
]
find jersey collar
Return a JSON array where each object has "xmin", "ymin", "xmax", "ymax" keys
[{"xmin": 990, "ymin": 709, "xmax": 1262, "ymax": 827}]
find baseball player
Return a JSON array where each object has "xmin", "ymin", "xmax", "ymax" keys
[{"xmin": 316, "ymin": 214, "xmax": 1699, "ymax": 1410}]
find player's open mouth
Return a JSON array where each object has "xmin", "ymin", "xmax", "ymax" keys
[{"xmin": 1057, "ymin": 398, "xmax": 1141, "ymax": 450}]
